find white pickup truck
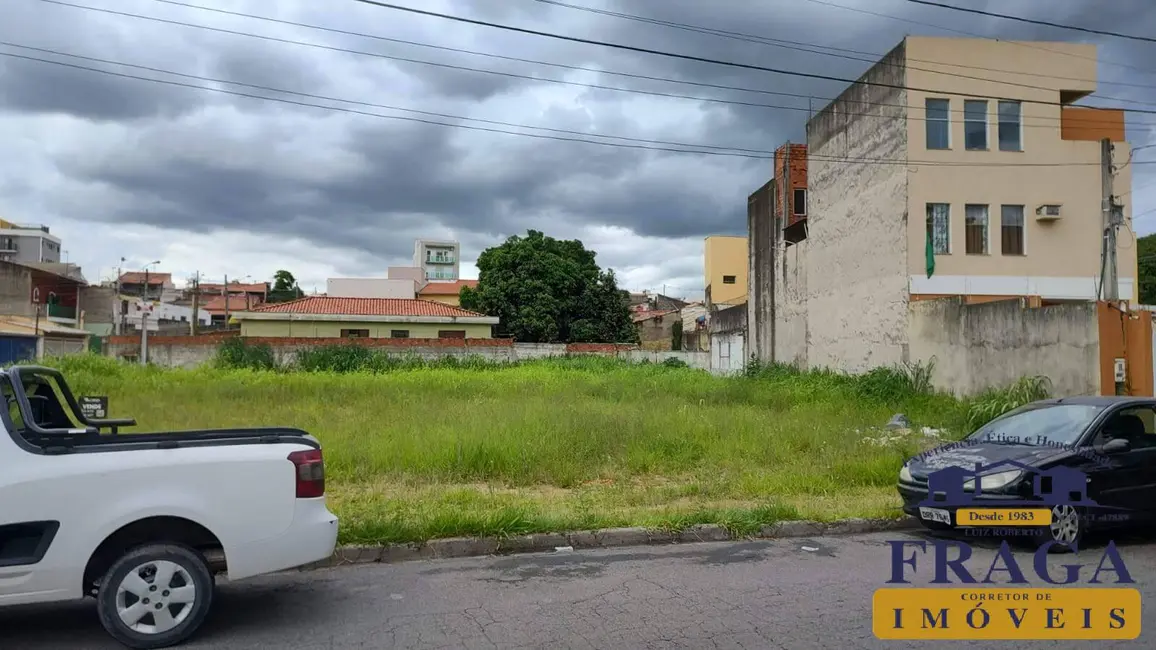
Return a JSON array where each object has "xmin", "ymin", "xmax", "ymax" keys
[{"xmin": 0, "ymin": 365, "xmax": 339, "ymax": 649}]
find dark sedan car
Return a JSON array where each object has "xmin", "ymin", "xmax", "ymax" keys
[{"xmin": 897, "ymin": 396, "xmax": 1156, "ymax": 551}]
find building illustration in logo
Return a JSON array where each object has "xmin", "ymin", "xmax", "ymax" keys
[{"xmin": 919, "ymin": 460, "xmax": 1096, "ymax": 508}]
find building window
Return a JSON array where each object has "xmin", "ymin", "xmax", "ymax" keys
[
  {"xmin": 964, "ymin": 100, "xmax": 988, "ymax": 150},
  {"xmin": 926, "ymin": 203, "xmax": 950, "ymax": 255},
  {"xmin": 1001, "ymin": 205, "xmax": 1025, "ymax": 255},
  {"xmin": 965, "ymin": 204, "xmax": 989, "ymax": 255},
  {"xmin": 438, "ymin": 330, "xmax": 466, "ymax": 339},
  {"xmin": 390, "ymin": 329, "xmax": 410, "ymax": 338},
  {"xmin": 340, "ymin": 328, "xmax": 369, "ymax": 338},
  {"xmin": 926, "ymin": 98, "xmax": 950, "ymax": 150},
  {"xmin": 793, "ymin": 188, "xmax": 806, "ymax": 216},
  {"xmin": 722, "ymin": 275, "xmax": 737, "ymax": 284},
  {"xmin": 998, "ymin": 101, "xmax": 1022, "ymax": 151}
]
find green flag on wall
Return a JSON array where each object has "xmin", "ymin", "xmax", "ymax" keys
[{"xmin": 925, "ymin": 228, "xmax": 936, "ymax": 279}]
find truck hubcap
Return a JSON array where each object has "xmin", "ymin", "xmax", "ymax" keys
[{"xmin": 115, "ymin": 560, "xmax": 196, "ymax": 634}]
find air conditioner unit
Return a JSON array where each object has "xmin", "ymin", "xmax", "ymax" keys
[{"xmin": 1035, "ymin": 204, "xmax": 1062, "ymax": 221}]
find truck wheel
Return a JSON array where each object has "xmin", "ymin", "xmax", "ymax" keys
[{"xmin": 96, "ymin": 544, "xmax": 215, "ymax": 649}]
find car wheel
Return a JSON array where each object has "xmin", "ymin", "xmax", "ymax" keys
[
  {"xmin": 1036, "ymin": 504, "xmax": 1084, "ymax": 554},
  {"xmin": 96, "ymin": 544, "xmax": 215, "ymax": 649}
]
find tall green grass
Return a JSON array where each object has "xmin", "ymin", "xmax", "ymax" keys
[{"xmin": 43, "ymin": 353, "xmax": 1036, "ymax": 544}]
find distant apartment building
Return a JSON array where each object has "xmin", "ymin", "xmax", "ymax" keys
[
  {"xmin": 748, "ymin": 144, "xmax": 808, "ymax": 360},
  {"xmin": 754, "ymin": 36, "xmax": 1136, "ymax": 373},
  {"xmin": 703, "ymin": 235, "xmax": 748, "ymax": 308},
  {"xmin": 414, "ymin": 239, "xmax": 460, "ymax": 282},
  {"xmin": 327, "ymin": 277, "xmax": 419, "ymax": 299},
  {"xmin": 197, "ymin": 281, "xmax": 268, "ymax": 303},
  {"xmin": 118, "ymin": 271, "xmax": 175, "ymax": 300},
  {"xmin": 0, "ymin": 219, "xmax": 63, "ymax": 264}
]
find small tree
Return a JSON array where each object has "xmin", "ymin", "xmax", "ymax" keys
[
  {"xmin": 461, "ymin": 230, "xmax": 636, "ymax": 343},
  {"xmin": 671, "ymin": 320, "xmax": 683, "ymax": 351},
  {"xmin": 267, "ymin": 270, "xmax": 305, "ymax": 303}
]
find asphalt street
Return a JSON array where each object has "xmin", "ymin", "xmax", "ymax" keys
[{"xmin": 3, "ymin": 530, "xmax": 1155, "ymax": 649}]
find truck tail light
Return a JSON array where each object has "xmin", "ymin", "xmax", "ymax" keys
[{"xmin": 288, "ymin": 449, "xmax": 325, "ymax": 498}]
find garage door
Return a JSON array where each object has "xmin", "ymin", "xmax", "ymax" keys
[{"xmin": 43, "ymin": 337, "xmax": 86, "ymax": 357}]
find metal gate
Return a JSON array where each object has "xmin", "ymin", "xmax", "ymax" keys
[
  {"xmin": 0, "ymin": 335, "xmax": 38, "ymax": 365},
  {"xmin": 710, "ymin": 332, "xmax": 745, "ymax": 375}
]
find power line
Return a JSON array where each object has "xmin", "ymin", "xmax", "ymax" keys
[
  {"xmin": 532, "ymin": 0, "xmax": 1156, "ymax": 97},
  {"xmin": 5, "ymin": 46, "xmax": 1150, "ymax": 169},
  {"xmin": 0, "ymin": 42, "xmax": 777, "ymax": 155},
  {"xmin": 0, "ymin": 49, "xmax": 770, "ymax": 159},
  {"xmin": 902, "ymin": 0, "xmax": 1156, "ymax": 44},
  {"xmin": 346, "ymin": 0, "xmax": 1156, "ymax": 117},
  {"xmin": 39, "ymin": 0, "xmax": 1132, "ymax": 129},
  {"xmin": 802, "ymin": 0, "xmax": 1156, "ymax": 78}
]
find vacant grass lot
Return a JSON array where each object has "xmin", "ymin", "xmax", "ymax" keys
[{"xmin": 50, "ymin": 354, "xmax": 978, "ymax": 545}]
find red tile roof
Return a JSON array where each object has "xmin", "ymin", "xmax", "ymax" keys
[
  {"xmin": 418, "ymin": 279, "xmax": 478, "ymax": 296},
  {"xmin": 632, "ymin": 309, "xmax": 677, "ymax": 324},
  {"xmin": 202, "ymin": 294, "xmax": 263, "ymax": 314},
  {"xmin": 249, "ymin": 296, "xmax": 487, "ymax": 318},
  {"xmin": 119, "ymin": 272, "xmax": 171, "ymax": 285}
]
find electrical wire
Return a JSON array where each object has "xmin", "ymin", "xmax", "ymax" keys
[
  {"xmin": 0, "ymin": 42, "xmax": 777, "ymax": 155},
  {"xmin": 345, "ymin": 0, "xmax": 1156, "ymax": 116},
  {"xmin": 803, "ymin": 0, "xmax": 1156, "ymax": 78},
  {"xmin": 901, "ymin": 0, "xmax": 1156, "ymax": 44},
  {"xmin": 6, "ymin": 45, "xmax": 1152, "ymax": 170},
  {"xmin": 532, "ymin": 0, "xmax": 1156, "ymax": 95},
  {"xmin": 39, "ymin": 0, "xmax": 1138, "ymax": 129}
]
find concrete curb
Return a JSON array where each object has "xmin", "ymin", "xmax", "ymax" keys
[{"xmin": 301, "ymin": 516, "xmax": 921, "ymax": 571}]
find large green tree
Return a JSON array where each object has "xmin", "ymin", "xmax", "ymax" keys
[
  {"xmin": 266, "ymin": 269, "xmax": 305, "ymax": 303},
  {"xmin": 1140, "ymin": 234, "xmax": 1156, "ymax": 304},
  {"xmin": 460, "ymin": 230, "xmax": 638, "ymax": 343}
]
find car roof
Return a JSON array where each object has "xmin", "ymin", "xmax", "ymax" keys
[{"xmin": 1035, "ymin": 395, "xmax": 1156, "ymax": 407}]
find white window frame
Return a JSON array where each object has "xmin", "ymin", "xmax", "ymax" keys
[
  {"xmin": 965, "ymin": 204, "xmax": 990, "ymax": 255},
  {"xmin": 926, "ymin": 203, "xmax": 951, "ymax": 255},
  {"xmin": 793, "ymin": 188, "xmax": 807, "ymax": 216},
  {"xmin": 925, "ymin": 98, "xmax": 951, "ymax": 150},
  {"xmin": 1000, "ymin": 204, "xmax": 1027, "ymax": 256},
  {"xmin": 963, "ymin": 99, "xmax": 988, "ymax": 151},
  {"xmin": 998, "ymin": 101, "xmax": 1023, "ymax": 152}
]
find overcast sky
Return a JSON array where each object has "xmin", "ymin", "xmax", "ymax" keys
[{"xmin": 1, "ymin": 0, "xmax": 1154, "ymax": 298}]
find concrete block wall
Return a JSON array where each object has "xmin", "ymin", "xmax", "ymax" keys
[
  {"xmin": 774, "ymin": 240, "xmax": 809, "ymax": 367},
  {"xmin": 803, "ymin": 41, "xmax": 911, "ymax": 373},
  {"xmin": 104, "ymin": 335, "xmax": 710, "ymax": 371},
  {"xmin": 0, "ymin": 261, "xmax": 35, "ymax": 318},
  {"xmin": 908, "ymin": 298, "xmax": 1100, "ymax": 397}
]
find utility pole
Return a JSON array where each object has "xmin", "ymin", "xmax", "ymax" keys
[
  {"xmin": 1101, "ymin": 138, "xmax": 1124, "ymax": 302},
  {"xmin": 223, "ymin": 273, "xmax": 229, "ymax": 329},
  {"xmin": 115, "ymin": 257, "xmax": 125, "ymax": 335},
  {"xmin": 190, "ymin": 271, "xmax": 200, "ymax": 336},
  {"xmin": 140, "ymin": 309, "xmax": 149, "ymax": 365}
]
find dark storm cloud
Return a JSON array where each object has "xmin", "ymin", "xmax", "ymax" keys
[
  {"xmin": 0, "ymin": 53, "xmax": 201, "ymax": 120},
  {"xmin": 4, "ymin": 0, "xmax": 1156, "ymax": 282}
]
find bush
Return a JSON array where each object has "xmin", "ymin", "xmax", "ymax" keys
[
  {"xmin": 966, "ymin": 375, "xmax": 1053, "ymax": 430},
  {"xmin": 662, "ymin": 357, "xmax": 689, "ymax": 369},
  {"xmin": 853, "ymin": 359, "xmax": 936, "ymax": 402},
  {"xmin": 214, "ymin": 338, "xmax": 275, "ymax": 370}
]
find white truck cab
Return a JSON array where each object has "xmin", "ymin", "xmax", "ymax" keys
[{"xmin": 0, "ymin": 365, "xmax": 338, "ymax": 648}]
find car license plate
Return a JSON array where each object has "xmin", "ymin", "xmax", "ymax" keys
[{"xmin": 919, "ymin": 507, "xmax": 951, "ymax": 525}]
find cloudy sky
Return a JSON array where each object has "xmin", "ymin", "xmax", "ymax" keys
[{"xmin": 1, "ymin": 0, "xmax": 1154, "ymax": 298}]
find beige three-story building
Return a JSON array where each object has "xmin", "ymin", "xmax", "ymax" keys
[{"xmin": 764, "ymin": 36, "xmax": 1135, "ymax": 374}]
